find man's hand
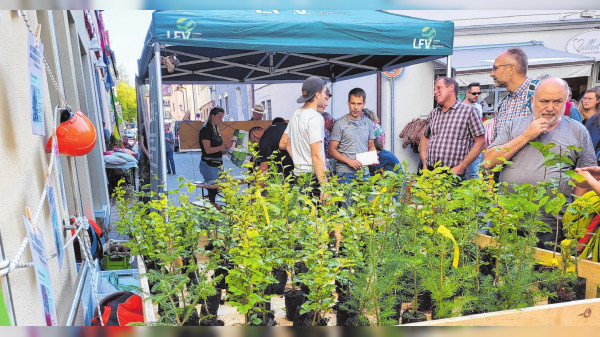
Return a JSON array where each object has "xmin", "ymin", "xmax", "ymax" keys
[
  {"xmin": 450, "ymin": 165, "xmax": 465, "ymax": 176},
  {"xmin": 523, "ymin": 118, "xmax": 549, "ymax": 141},
  {"xmin": 346, "ymin": 159, "xmax": 363, "ymax": 170}
]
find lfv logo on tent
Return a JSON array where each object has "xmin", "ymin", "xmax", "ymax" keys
[
  {"xmin": 167, "ymin": 18, "xmax": 197, "ymax": 39},
  {"xmin": 413, "ymin": 27, "xmax": 437, "ymax": 49},
  {"xmin": 167, "ymin": 31, "xmax": 192, "ymax": 39}
]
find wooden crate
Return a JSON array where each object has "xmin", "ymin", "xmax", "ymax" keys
[
  {"xmin": 137, "ymin": 255, "xmax": 157, "ymax": 324},
  {"xmin": 475, "ymin": 234, "xmax": 600, "ymax": 299},
  {"xmin": 409, "ymin": 298, "xmax": 600, "ymax": 326},
  {"xmin": 407, "ymin": 234, "xmax": 600, "ymax": 326}
]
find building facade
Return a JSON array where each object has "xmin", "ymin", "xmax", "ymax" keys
[{"xmin": 0, "ymin": 10, "xmax": 116, "ymax": 325}]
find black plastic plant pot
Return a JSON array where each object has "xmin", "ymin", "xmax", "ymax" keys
[
  {"xmin": 300, "ymin": 283, "xmax": 310, "ymax": 296},
  {"xmin": 181, "ymin": 311, "xmax": 200, "ymax": 326},
  {"xmin": 335, "ymin": 277, "xmax": 348, "ymax": 296},
  {"xmin": 214, "ymin": 267, "xmax": 229, "ymax": 290},
  {"xmin": 401, "ymin": 310, "xmax": 427, "ymax": 324},
  {"xmin": 284, "ymin": 289, "xmax": 305, "ymax": 321},
  {"xmin": 417, "ymin": 290, "xmax": 433, "ymax": 312},
  {"xmin": 335, "ymin": 298, "xmax": 358, "ymax": 326},
  {"xmin": 200, "ymin": 288, "xmax": 222, "ymax": 316},
  {"xmin": 247, "ymin": 302, "xmax": 275, "ymax": 326},
  {"xmin": 272, "ymin": 268, "xmax": 288, "ymax": 295},
  {"xmin": 293, "ymin": 307, "xmax": 328, "ymax": 326},
  {"xmin": 198, "ymin": 316, "xmax": 225, "ymax": 326}
]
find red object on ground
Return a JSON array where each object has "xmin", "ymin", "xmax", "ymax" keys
[{"xmin": 92, "ymin": 292, "xmax": 144, "ymax": 326}]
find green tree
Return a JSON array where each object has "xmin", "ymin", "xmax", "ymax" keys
[{"xmin": 116, "ymin": 81, "xmax": 137, "ymax": 124}]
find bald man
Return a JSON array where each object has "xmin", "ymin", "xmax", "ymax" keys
[{"xmin": 484, "ymin": 77, "xmax": 596, "ymax": 248}]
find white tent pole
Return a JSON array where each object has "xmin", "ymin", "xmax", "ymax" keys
[
  {"xmin": 447, "ymin": 55, "xmax": 452, "ymax": 77},
  {"xmin": 154, "ymin": 42, "xmax": 168, "ymax": 194}
]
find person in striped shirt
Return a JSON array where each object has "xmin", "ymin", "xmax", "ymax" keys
[{"xmin": 490, "ymin": 47, "xmax": 533, "ymax": 143}]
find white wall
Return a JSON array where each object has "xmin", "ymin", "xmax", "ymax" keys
[
  {"xmin": 330, "ymin": 75, "xmax": 378, "ymax": 119},
  {"xmin": 381, "ymin": 62, "xmax": 436, "ymax": 173},
  {"xmin": 0, "ymin": 10, "xmax": 81, "ymax": 326},
  {"xmin": 254, "ymin": 83, "xmax": 302, "ymax": 120}
]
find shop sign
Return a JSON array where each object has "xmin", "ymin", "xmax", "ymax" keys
[
  {"xmin": 566, "ymin": 30, "xmax": 600, "ymax": 61},
  {"xmin": 383, "ymin": 67, "xmax": 404, "ymax": 79}
]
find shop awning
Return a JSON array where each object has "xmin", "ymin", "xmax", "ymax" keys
[
  {"xmin": 437, "ymin": 42, "xmax": 595, "ymax": 86},
  {"xmin": 138, "ymin": 10, "xmax": 455, "ymax": 84}
]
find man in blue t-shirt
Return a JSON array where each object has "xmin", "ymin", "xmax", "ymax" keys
[{"xmin": 369, "ymin": 138, "xmax": 401, "ymax": 176}]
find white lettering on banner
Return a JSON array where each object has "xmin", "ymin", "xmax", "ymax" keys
[
  {"xmin": 413, "ymin": 39, "xmax": 432, "ymax": 49},
  {"xmin": 256, "ymin": 10, "xmax": 280, "ymax": 14},
  {"xmin": 566, "ymin": 30, "xmax": 600, "ymax": 61},
  {"xmin": 166, "ymin": 31, "xmax": 191, "ymax": 39}
]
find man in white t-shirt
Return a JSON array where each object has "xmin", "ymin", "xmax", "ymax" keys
[{"xmin": 279, "ymin": 76, "xmax": 329, "ymax": 198}]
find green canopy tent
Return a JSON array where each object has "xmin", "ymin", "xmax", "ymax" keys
[{"xmin": 137, "ymin": 10, "xmax": 454, "ymax": 190}]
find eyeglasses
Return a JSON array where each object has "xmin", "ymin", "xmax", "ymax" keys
[
  {"xmin": 469, "ymin": 92, "xmax": 481, "ymax": 95},
  {"xmin": 491, "ymin": 64, "xmax": 513, "ymax": 72}
]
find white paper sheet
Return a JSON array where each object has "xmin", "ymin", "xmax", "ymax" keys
[{"xmin": 356, "ymin": 150, "xmax": 379, "ymax": 166}]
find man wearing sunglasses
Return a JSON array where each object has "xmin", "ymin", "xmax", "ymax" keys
[
  {"xmin": 490, "ymin": 47, "xmax": 532, "ymax": 144},
  {"xmin": 462, "ymin": 82, "xmax": 484, "ymax": 179},
  {"xmin": 463, "ymin": 82, "xmax": 483, "ymax": 118}
]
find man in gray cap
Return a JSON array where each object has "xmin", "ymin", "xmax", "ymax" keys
[
  {"xmin": 279, "ymin": 76, "xmax": 330, "ymax": 199},
  {"xmin": 250, "ymin": 104, "xmax": 266, "ymax": 120}
]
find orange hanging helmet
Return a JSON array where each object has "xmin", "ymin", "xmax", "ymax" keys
[{"xmin": 46, "ymin": 110, "xmax": 97, "ymax": 156}]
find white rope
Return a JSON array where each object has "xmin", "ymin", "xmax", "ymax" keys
[
  {"xmin": 61, "ymin": 221, "xmax": 86, "ymax": 252},
  {"xmin": 78, "ymin": 218, "xmax": 104, "ymax": 326},
  {"xmin": 0, "ymin": 213, "xmax": 83, "ymax": 276},
  {"xmin": 0, "ymin": 10, "xmax": 76, "ymax": 277}
]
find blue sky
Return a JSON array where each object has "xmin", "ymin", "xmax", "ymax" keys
[{"xmin": 101, "ymin": 10, "xmax": 154, "ymax": 84}]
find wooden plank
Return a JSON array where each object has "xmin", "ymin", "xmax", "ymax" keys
[
  {"xmin": 475, "ymin": 234, "xmax": 600, "ymax": 298},
  {"xmin": 406, "ymin": 298, "xmax": 600, "ymax": 326},
  {"xmin": 178, "ymin": 120, "xmax": 272, "ymax": 151},
  {"xmin": 136, "ymin": 255, "xmax": 157, "ymax": 324}
]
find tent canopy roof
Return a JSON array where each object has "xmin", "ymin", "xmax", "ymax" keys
[{"xmin": 138, "ymin": 10, "xmax": 454, "ymax": 84}]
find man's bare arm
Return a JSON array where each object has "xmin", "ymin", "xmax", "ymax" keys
[
  {"xmin": 484, "ymin": 118, "xmax": 549, "ymax": 169},
  {"xmin": 452, "ymin": 135, "xmax": 485, "ymax": 175}
]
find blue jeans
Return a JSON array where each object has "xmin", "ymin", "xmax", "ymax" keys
[
  {"xmin": 337, "ymin": 170, "xmax": 370, "ymax": 184},
  {"xmin": 199, "ymin": 161, "xmax": 220, "ymax": 182},
  {"xmin": 166, "ymin": 150, "xmax": 175, "ymax": 173},
  {"xmin": 337, "ymin": 170, "xmax": 370, "ymax": 206},
  {"xmin": 466, "ymin": 152, "xmax": 483, "ymax": 180},
  {"xmin": 199, "ymin": 161, "xmax": 222, "ymax": 203}
]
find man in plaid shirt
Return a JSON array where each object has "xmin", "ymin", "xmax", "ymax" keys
[
  {"xmin": 490, "ymin": 47, "xmax": 533, "ymax": 143},
  {"xmin": 419, "ymin": 77, "xmax": 486, "ymax": 178}
]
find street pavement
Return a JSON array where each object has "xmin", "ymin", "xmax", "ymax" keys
[
  {"xmin": 165, "ymin": 150, "xmax": 247, "ymax": 204},
  {"xmin": 107, "ymin": 150, "xmax": 247, "ymax": 240}
]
